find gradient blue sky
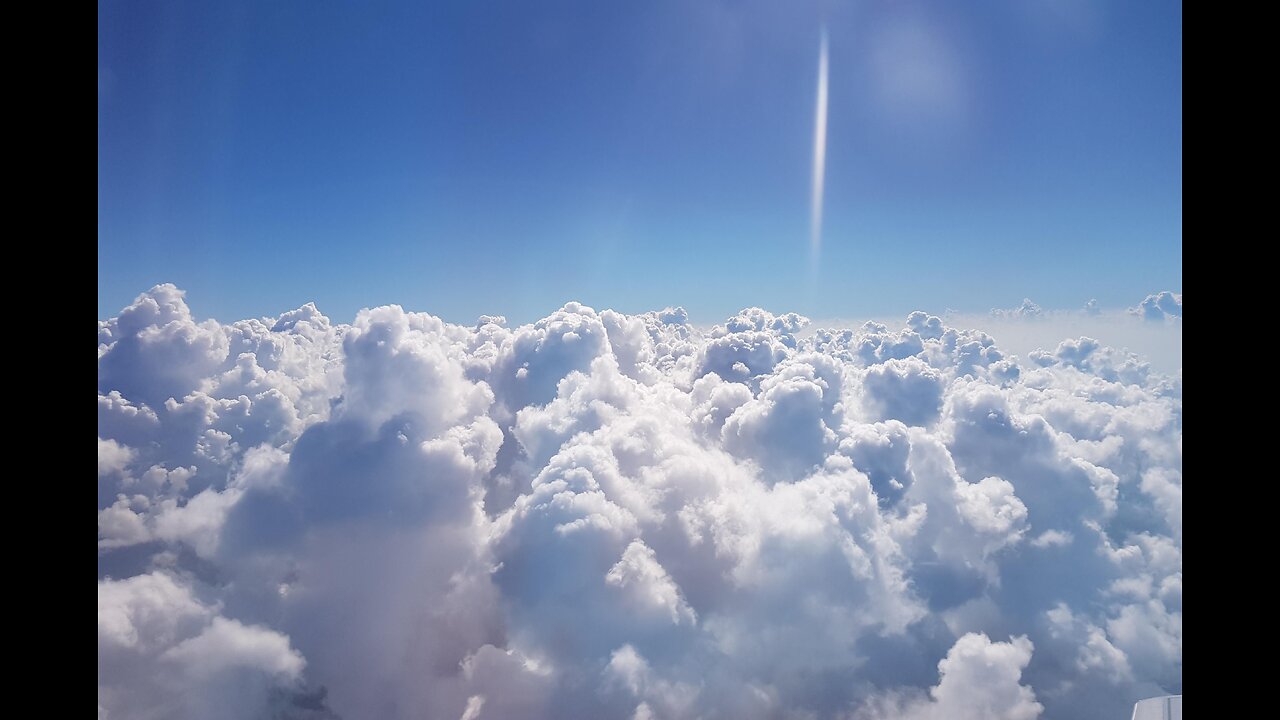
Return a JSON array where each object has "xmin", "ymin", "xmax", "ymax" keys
[{"xmin": 98, "ymin": 0, "xmax": 1182, "ymax": 324}]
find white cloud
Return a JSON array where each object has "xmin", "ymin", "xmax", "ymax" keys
[
  {"xmin": 856, "ymin": 633, "xmax": 1043, "ymax": 720},
  {"xmin": 98, "ymin": 286, "xmax": 1182, "ymax": 720},
  {"xmin": 98, "ymin": 572, "xmax": 210, "ymax": 652},
  {"xmin": 162, "ymin": 616, "xmax": 305, "ymax": 679},
  {"xmin": 98, "ymin": 571, "xmax": 308, "ymax": 719},
  {"xmin": 834, "ymin": 292, "xmax": 1184, "ymax": 374},
  {"xmin": 98, "ymin": 437, "xmax": 135, "ymax": 477},
  {"xmin": 1131, "ymin": 291, "xmax": 1182, "ymax": 322},
  {"xmin": 990, "ymin": 298, "xmax": 1044, "ymax": 319},
  {"xmin": 954, "ymin": 476, "xmax": 1028, "ymax": 552},
  {"xmin": 1030, "ymin": 529, "xmax": 1073, "ymax": 549},
  {"xmin": 606, "ymin": 539, "xmax": 697, "ymax": 625},
  {"xmin": 861, "ymin": 357, "xmax": 944, "ymax": 426}
]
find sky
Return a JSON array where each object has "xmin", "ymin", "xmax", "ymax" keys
[{"xmin": 98, "ymin": 0, "xmax": 1182, "ymax": 324}]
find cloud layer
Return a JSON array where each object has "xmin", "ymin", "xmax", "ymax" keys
[{"xmin": 98, "ymin": 286, "xmax": 1182, "ymax": 719}]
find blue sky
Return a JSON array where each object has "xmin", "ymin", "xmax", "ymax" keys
[{"xmin": 98, "ymin": 0, "xmax": 1181, "ymax": 324}]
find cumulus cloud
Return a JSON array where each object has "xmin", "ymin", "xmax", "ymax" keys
[
  {"xmin": 1130, "ymin": 291, "xmax": 1182, "ymax": 322},
  {"xmin": 98, "ymin": 571, "xmax": 308, "ymax": 719},
  {"xmin": 990, "ymin": 298, "xmax": 1043, "ymax": 320},
  {"xmin": 98, "ymin": 286, "xmax": 1182, "ymax": 719},
  {"xmin": 606, "ymin": 539, "xmax": 697, "ymax": 625},
  {"xmin": 856, "ymin": 633, "xmax": 1042, "ymax": 720},
  {"xmin": 163, "ymin": 616, "xmax": 306, "ymax": 679},
  {"xmin": 861, "ymin": 357, "xmax": 944, "ymax": 426}
]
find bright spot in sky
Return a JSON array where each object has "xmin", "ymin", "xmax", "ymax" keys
[{"xmin": 810, "ymin": 28, "xmax": 829, "ymax": 267}]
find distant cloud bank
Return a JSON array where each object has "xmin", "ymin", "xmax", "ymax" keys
[{"xmin": 99, "ymin": 286, "xmax": 1182, "ymax": 720}]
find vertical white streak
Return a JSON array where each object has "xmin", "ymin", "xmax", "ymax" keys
[{"xmin": 810, "ymin": 29, "xmax": 829, "ymax": 264}]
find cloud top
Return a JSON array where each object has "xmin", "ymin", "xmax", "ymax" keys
[{"xmin": 98, "ymin": 286, "xmax": 1182, "ymax": 719}]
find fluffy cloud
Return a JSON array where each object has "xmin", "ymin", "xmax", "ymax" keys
[
  {"xmin": 856, "ymin": 633, "xmax": 1042, "ymax": 720},
  {"xmin": 606, "ymin": 539, "xmax": 697, "ymax": 625},
  {"xmin": 1131, "ymin": 292, "xmax": 1182, "ymax": 322},
  {"xmin": 98, "ymin": 287, "xmax": 1182, "ymax": 719},
  {"xmin": 98, "ymin": 571, "xmax": 307, "ymax": 719},
  {"xmin": 990, "ymin": 298, "xmax": 1043, "ymax": 319}
]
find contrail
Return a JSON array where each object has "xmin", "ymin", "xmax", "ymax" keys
[{"xmin": 810, "ymin": 28, "xmax": 829, "ymax": 266}]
